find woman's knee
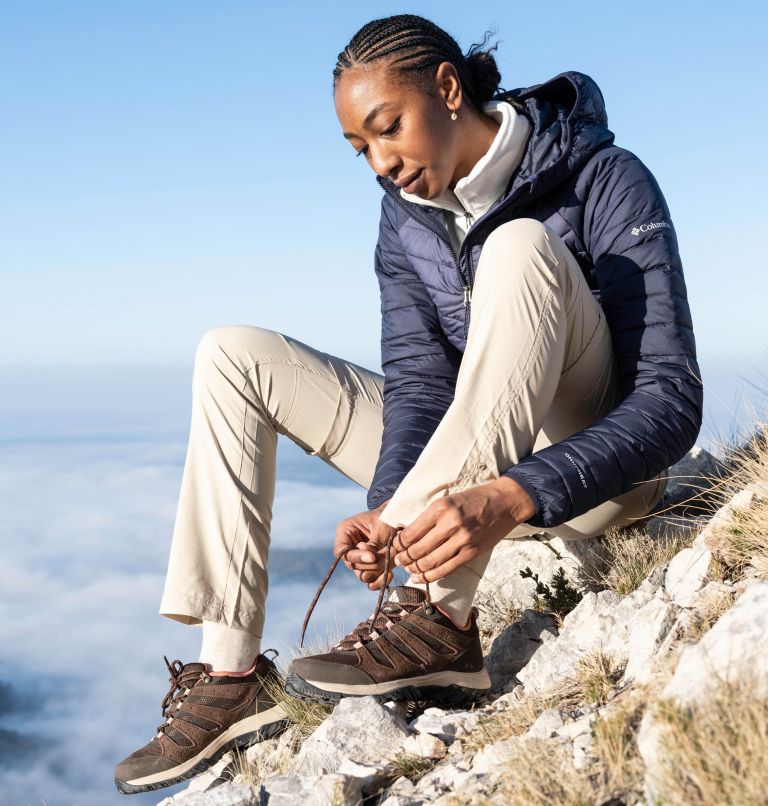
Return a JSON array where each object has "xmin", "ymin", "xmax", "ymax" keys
[
  {"xmin": 482, "ymin": 217, "xmax": 553, "ymax": 256},
  {"xmin": 474, "ymin": 218, "xmax": 576, "ymax": 300},
  {"xmin": 194, "ymin": 325, "xmax": 289, "ymax": 372},
  {"xmin": 476, "ymin": 218, "xmax": 562, "ymax": 283}
]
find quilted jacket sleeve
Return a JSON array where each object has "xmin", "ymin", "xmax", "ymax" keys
[
  {"xmin": 502, "ymin": 146, "xmax": 703, "ymax": 528},
  {"xmin": 366, "ymin": 196, "xmax": 463, "ymax": 510}
]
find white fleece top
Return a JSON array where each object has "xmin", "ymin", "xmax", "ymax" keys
[{"xmin": 400, "ymin": 99, "xmax": 532, "ymax": 255}]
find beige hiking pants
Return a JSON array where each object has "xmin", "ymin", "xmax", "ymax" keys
[{"xmin": 159, "ymin": 219, "xmax": 666, "ymax": 637}]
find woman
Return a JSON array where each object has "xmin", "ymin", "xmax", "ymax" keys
[{"xmin": 115, "ymin": 13, "xmax": 702, "ymax": 795}]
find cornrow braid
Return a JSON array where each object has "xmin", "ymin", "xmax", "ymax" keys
[{"xmin": 333, "ymin": 14, "xmax": 505, "ymax": 113}]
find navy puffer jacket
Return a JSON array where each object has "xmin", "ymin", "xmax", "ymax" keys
[{"xmin": 366, "ymin": 70, "xmax": 703, "ymax": 529}]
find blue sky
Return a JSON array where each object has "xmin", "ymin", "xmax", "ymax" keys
[
  {"xmin": 2, "ymin": 0, "xmax": 766, "ymax": 376},
  {"xmin": 0, "ymin": 4, "xmax": 765, "ymax": 803}
]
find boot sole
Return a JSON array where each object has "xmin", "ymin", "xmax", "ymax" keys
[
  {"xmin": 114, "ymin": 704, "xmax": 289, "ymax": 795},
  {"xmin": 285, "ymin": 669, "xmax": 491, "ymax": 708}
]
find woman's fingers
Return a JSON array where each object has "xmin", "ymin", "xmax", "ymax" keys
[
  {"xmin": 410, "ymin": 547, "xmax": 478, "ymax": 583},
  {"xmin": 394, "ymin": 526, "xmax": 452, "ymax": 566},
  {"xmin": 345, "ymin": 542, "xmax": 381, "ymax": 568},
  {"xmin": 403, "ymin": 539, "xmax": 462, "ymax": 577},
  {"xmin": 393, "ymin": 509, "xmax": 437, "ymax": 554},
  {"xmin": 366, "ymin": 569, "xmax": 394, "ymax": 591}
]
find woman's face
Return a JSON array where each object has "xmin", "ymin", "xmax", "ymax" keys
[{"xmin": 334, "ymin": 61, "xmax": 464, "ymax": 199}]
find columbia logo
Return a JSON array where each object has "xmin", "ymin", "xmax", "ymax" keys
[{"xmin": 631, "ymin": 221, "xmax": 671, "ymax": 236}]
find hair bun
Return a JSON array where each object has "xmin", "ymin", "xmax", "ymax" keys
[{"xmin": 464, "ymin": 46, "xmax": 502, "ymax": 106}]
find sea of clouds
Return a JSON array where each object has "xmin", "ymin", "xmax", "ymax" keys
[{"xmin": 0, "ymin": 367, "xmax": 381, "ymax": 806}]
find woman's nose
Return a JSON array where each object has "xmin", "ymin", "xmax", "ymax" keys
[{"xmin": 368, "ymin": 144, "xmax": 400, "ymax": 179}]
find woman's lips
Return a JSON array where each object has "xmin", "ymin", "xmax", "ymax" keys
[{"xmin": 402, "ymin": 169, "xmax": 424, "ymax": 193}]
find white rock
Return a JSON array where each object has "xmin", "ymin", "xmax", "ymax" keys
[
  {"xmin": 684, "ymin": 580, "xmax": 735, "ymax": 610},
  {"xmin": 663, "ymin": 581, "xmax": 768, "ymax": 704},
  {"xmin": 518, "ymin": 572, "xmax": 663, "ymax": 693},
  {"xmin": 402, "ymin": 732, "xmax": 447, "ymax": 759},
  {"xmin": 489, "ymin": 685, "xmax": 525, "ymax": 711},
  {"xmin": 697, "ymin": 484, "xmax": 765, "ymax": 552},
  {"xmin": 623, "ymin": 594, "xmax": 680, "ymax": 684},
  {"xmin": 180, "ymin": 750, "xmax": 237, "ymax": 793},
  {"xmin": 469, "ymin": 736, "xmax": 519, "ymax": 774},
  {"xmin": 572, "ymin": 731, "xmax": 594, "ymax": 770},
  {"xmin": 525, "ymin": 708, "xmax": 564, "ymax": 739},
  {"xmin": 385, "ymin": 775, "xmax": 416, "ymax": 796},
  {"xmin": 291, "ymin": 696, "xmax": 411, "ymax": 776},
  {"xmin": 638, "ymin": 582, "xmax": 768, "ymax": 803},
  {"xmin": 485, "ymin": 609, "xmax": 558, "ymax": 691},
  {"xmin": 418, "ymin": 761, "xmax": 473, "ymax": 793},
  {"xmin": 157, "ymin": 783, "xmax": 258, "ymax": 806},
  {"xmin": 336, "ymin": 757, "xmax": 392, "ymax": 790},
  {"xmin": 379, "ymin": 796, "xmax": 417, "ymax": 806},
  {"xmin": 259, "ymin": 774, "xmax": 361, "ymax": 805},
  {"xmin": 664, "ymin": 545, "xmax": 712, "ymax": 605},
  {"xmin": 556, "ymin": 714, "xmax": 594, "ymax": 740},
  {"xmin": 409, "ymin": 708, "xmax": 480, "ymax": 743},
  {"xmin": 477, "ymin": 534, "xmax": 606, "ymax": 614}
]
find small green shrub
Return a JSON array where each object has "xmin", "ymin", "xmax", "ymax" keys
[{"xmin": 520, "ymin": 565, "xmax": 583, "ymax": 617}]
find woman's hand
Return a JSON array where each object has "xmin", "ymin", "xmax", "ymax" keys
[
  {"xmin": 392, "ymin": 477, "xmax": 537, "ymax": 582},
  {"xmin": 334, "ymin": 500, "xmax": 396, "ymax": 590}
]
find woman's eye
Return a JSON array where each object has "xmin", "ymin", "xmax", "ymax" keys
[
  {"xmin": 354, "ymin": 119, "xmax": 400, "ymax": 159},
  {"xmin": 382, "ymin": 118, "xmax": 401, "ymax": 136}
]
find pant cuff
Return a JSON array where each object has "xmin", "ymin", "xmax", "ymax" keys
[{"xmin": 159, "ymin": 588, "xmax": 264, "ymax": 639}]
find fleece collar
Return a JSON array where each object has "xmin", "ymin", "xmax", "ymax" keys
[{"xmin": 399, "ymin": 99, "xmax": 532, "ymax": 221}]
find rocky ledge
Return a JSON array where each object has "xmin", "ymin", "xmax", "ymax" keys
[{"xmin": 158, "ymin": 439, "xmax": 768, "ymax": 806}]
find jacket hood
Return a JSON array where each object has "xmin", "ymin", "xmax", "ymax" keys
[
  {"xmin": 377, "ymin": 70, "xmax": 615, "ymax": 210},
  {"xmin": 497, "ymin": 70, "xmax": 615, "ymax": 199}
]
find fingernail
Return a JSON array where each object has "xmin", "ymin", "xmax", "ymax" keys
[
  {"xmin": 394, "ymin": 556, "xmax": 401, "ymax": 566},
  {"xmin": 361, "ymin": 553, "xmax": 374, "ymax": 563}
]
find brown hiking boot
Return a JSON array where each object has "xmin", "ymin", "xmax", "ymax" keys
[
  {"xmin": 114, "ymin": 652, "xmax": 288, "ymax": 795},
  {"xmin": 286, "ymin": 586, "xmax": 491, "ymax": 706}
]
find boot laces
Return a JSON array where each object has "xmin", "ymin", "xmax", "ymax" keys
[
  {"xmin": 300, "ymin": 526, "xmax": 432, "ymax": 648},
  {"xmin": 155, "ymin": 656, "xmax": 209, "ymax": 736}
]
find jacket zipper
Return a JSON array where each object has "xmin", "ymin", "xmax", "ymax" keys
[
  {"xmin": 376, "ymin": 175, "xmax": 535, "ymax": 335},
  {"xmin": 463, "ymin": 210, "xmax": 475, "ymax": 318},
  {"xmin": 377, "ymin": 177, "xmax": 472, "ymax": 307}
]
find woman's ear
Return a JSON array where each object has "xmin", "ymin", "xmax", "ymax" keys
[{"xmin": 434, "ymin": 61, "xmax": 463, "ymax": 111}]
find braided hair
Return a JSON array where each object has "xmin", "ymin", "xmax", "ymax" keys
[{"xmin": 333, "ymin": 14, "xmax": 508, "ymax": 114}]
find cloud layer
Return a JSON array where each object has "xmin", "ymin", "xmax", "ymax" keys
[{"xmin": 0, "ymin": 436, "xmax": 376, "ymax": 806}]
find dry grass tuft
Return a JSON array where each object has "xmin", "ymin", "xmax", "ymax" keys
[
  {"xmin": 593, "ymin": 526, "xmax": 695, "ymax": 595},
  {"xmin": 463, "ymin": 681, "xmax": 582, "ymax": 755},
  {"xmin": 684, "ymin": 587, "xmax": 735, "ymax": 644},
  {"xmin": 261, "ymin": 623, "xmax": 345, "ymax": 744},
  {"xmin": 474, "ymin": 584, "xmax": 522, "ymax": 653},
  {"xmin": 387, "ymin": 752, "xmax": 438, "ymax": 783},
  {"xmin": 653, "ymin": 680, "xmax": 768, "ymax": 806},
  {"xmin": 592, "ymin": 691, "xmax": 647, "ymax": 801},
  {"xmin": 261, "ymin": 673, "xmax": 332, "ymax": 742},
  {"xmin": 479, "ymin": 739, "xmax": 593, "ymax": 806},
  {"xmin": 227, "ymin": 741, "xmax": 289, "ymax": 788},
  {"xmin": 461, "ymin": 685, "xmax": 650, "ymax": 806},
  {"xmin": 706, "ymin": 424, "xmax": 768, "ymax": 578},
  {"xmin": 575, "ymin": 650, "xmax": 624, "ymax": 706}
]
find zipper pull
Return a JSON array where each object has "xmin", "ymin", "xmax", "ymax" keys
[
  {"xmin": 464, "ymin": 211, "xmax": 473, "ymax": 229},
  {"xmin": 463, "ymin": 286, "xmax": 472, "ymax": 307}
]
